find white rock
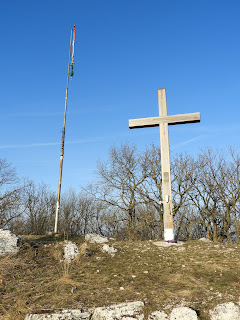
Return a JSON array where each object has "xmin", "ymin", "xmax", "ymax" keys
[
  {"xmin": 25, "ymin": 309, "xmax": 91, "ymax": 319},
  {"xmin": 101, "ymin": 244, "xmax": 117, "ymax": 256},
  {"xmin": 63, "ymin": 241, "xmax": 79, "ymax": 262},
  {"xmin": 170, "ymin": 307, "xmax": 198, "ymax": 320},
  {"xmin": 92, "ymin": 301, "xmax": 144, "ymax": 320},
  {"xmin": 148, "ymin": 310, "xmax": 169, "ymax": 319},
  {"xmin": 85, "ymin": 233, "xmax": 109, "ymax": 244},
  {"xmin": 199, "ymin": 237, "xmax": 211, "ymax": 242},
  {"xmin": 152, "ymin": 241, "xmax": 183, "ymax": 248},
  {"xmin": 209, "ymin": 302, "xmax": 240, "ymax": 320},
  {"xmin": 0, "ymin": 229, "xmax": 19, "ymax": 256}
]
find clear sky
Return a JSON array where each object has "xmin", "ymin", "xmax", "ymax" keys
[{"xmin": 0, "ymin": 0, "xmax": 240, "ymax": 192}]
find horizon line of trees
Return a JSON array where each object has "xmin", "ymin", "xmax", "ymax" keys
[{"xmin": 0, "ymin": 143, "xmax": 240, "ymax": 243}]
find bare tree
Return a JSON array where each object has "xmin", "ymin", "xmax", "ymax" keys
[
  {"xmin": 171, "ymin": 152, "xmax": 204, "ymax": 240},
  {"xmin": 227, "ymin": 147, "xmax": 240, "ymax": 243},
  {"xmin": 95, "ymin": 143, "xmax": 149, "ymax": 238},
  {"xmin": 23, "ymin": 181, "xmax": 55, "ymax": 234},
  {"xmin": 0, "ymin": 158, "xmax": 23, "ymax": 228},
  {"xmin": 186, "ymin": 147, "xmax": 240, "ymax": 242},
  {"xmin": 59, "ymin": 189, "xmax": 104, "ymax": 236}
]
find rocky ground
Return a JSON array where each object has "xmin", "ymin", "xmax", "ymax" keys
[{"xmin": 0, "ymin": 231, "xmax": 239, "ymax": 319}]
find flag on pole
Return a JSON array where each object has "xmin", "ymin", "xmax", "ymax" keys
[{"xmin": 69, "ymin": 25, "xmax": 75, "ymax": 79}]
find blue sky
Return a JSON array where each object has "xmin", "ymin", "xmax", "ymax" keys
[{"xmin": 0, "ymin": 0, "xmax": 240, "ymax": 192}]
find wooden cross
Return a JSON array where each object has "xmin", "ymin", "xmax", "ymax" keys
[{"xmin": 129, "ymin": 88, "xmax": 200, "ymax": 241}]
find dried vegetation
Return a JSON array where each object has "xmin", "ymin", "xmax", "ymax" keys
[{"xmin": 0, "ymin": 236, "xmax": 239, "ymax": 320}]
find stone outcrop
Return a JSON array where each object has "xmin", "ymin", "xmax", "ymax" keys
[
  {"xmin": 84, "ymin": 233, "xmax": 117, "ymax": 257},
  {"xmin": 101, "ymin": 243, "xmax": 117, "ymax": 257},
  {"xmin": 63, "ymin": 241, "xmax": 79, "ymax": 262},
  {"xmin": 209, "ymin": 302, "xmax": 240, "ymax": 320},
  {"xmin": 152, "ymin": 241, "xmax": 183, "ymax": 248},
  {"xmin": 170, "ymin": 307, "xmax": 198, "ymax": 320},
  {"xmin": 24, "ymin": 301, "xmax": 240, "ymax": 320},
  {"xmin": 199, "ymin": 238, "xmax": 211, "ymax": 243},
  {"xmin": 85, "ymin": 233, "xmax": 109, "ymax": 244},
  {"xmin": 0, "ymin": 229, "xmax": 19, "ymax": 256},
  {"xmin": 25, "ymin": 309, "xmax": 91, "ymax": 319},
  {"xmin": 25, "ymin": 302, "xmax": 144, "ymax": 320},
  {"xmin": 92, "ymin": 301, "xmax": 144, "ymax": 320}
]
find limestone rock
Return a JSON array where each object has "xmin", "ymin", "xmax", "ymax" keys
[
  {"xmin": 85, "ymin": 233, "xmax": 109, "ymax": 244},
  {"xmin": 148, "ymin": 310, "xmax": 169, "ymax": 319},
  {"xmin": 25, "ymin": 309, "xmax": 91, "ymax": 319},
  {"xmin": 209, "ymin": 302, "xmax": 240, "ymax": 320},
  {"xmin": 199, "ymin": 237, "xmax": 211, "ymax": 242},
  {"xmin": 101, "ymin": 244, "xmax": 117, "ymax": 256},
  {"xmin": 0, "ymin": 229, "xmax": 19, "ymax": 256},
  {"xmin": 64, "ymin": 241, "xmax": 79, "ymax": 262},
  {"xmin": 152, "ymin": 241, "xmax": 183, "ymax": 248},
  {"xmin": 92, "ymin": 301, "xmax": 144, "ymax": 320},
  {"xmin": 170, "ymin": 307, "xmax": 198, "ymax": 320}
]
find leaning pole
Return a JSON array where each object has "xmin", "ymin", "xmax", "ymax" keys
[{"xmin": 54, "ymin": 25, "xmax": 75, "ymax": 234}]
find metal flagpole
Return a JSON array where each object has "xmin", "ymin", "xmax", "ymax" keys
[{"xmin": 54, "ymin": 26, "xmax": 75, "ymax": 234}]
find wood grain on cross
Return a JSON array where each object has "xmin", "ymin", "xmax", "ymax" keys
[{"xmin": 129, "ymin": 88, "xmax": 200, "ymax": 241}]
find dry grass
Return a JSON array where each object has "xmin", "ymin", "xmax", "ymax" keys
[{"xmin": 0, "ymin": 236, "xmax": 239, "ymax": 320}]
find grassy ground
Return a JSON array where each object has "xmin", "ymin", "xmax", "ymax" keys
[{"xmin": 0, "ymin": 235, "xmax": 239, "ymax": 319}]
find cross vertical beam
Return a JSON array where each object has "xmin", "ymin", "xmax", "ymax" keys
[{"xmin": 158, "ymin": 89, "xmax": 174, "ymax": 241}]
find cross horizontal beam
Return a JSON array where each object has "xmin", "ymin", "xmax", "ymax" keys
[{"xmin": 129, "ymin": 112, "xmax": 200, "ymax": 129}]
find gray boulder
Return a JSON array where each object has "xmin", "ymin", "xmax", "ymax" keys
[
  {"xmin": 0, "ymin": 229, "xmax": 19, "ymax": 256},
  {"xmin": 101, "ymin": 244, "xmax": 117, "ymax": 257},
  {"xmin": 199, "ymin": 238, "xmax": 211, "ymax": 243},
  {"xmin": 25, "ymin": 302, "xmax": 144, "ymax": 320},
  {"xmin": 63, "ymin": 241, "xmax": 79, "ymax": 262},
  {"xmin": 25, "ymin": 309, "xmax": 91, "ymax": 320},
  {"xmin": 152, "ymin": 241, "xmax": 183, "ymax": 248},
  {"xmin": 85, "ymin": 233, "xmax": 109, "ymax": 244},
  {"xmin": 170, "ymin": 307, "xmax": 198, "ymax": 320},
  {"xmin": 92, "ymin": 301, "xmax": 144, "ymax": 320},
  {"xmin": 209, "ymin": 302, "xmax": 240, "ymax": 320}
]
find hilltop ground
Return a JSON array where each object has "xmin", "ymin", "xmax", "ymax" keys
[{"xmin": 0, "ymin": 235, "xmax": 239, "ymax": 320}]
